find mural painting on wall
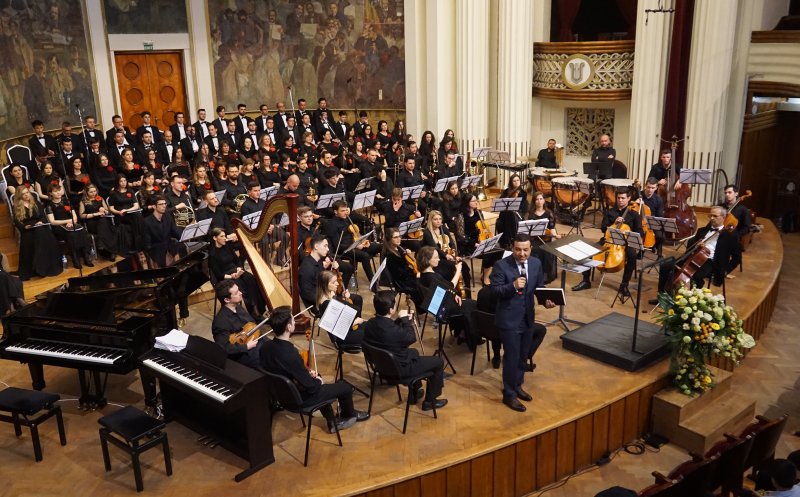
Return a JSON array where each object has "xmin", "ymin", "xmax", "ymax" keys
[
  {"xmin": 104, "ymin": 0, "xmax": 188, "ymax": 34},
  {"xmin": 207, "ymin": 0, "xmax": 405, "ymax": 110},
  {"xmin": 0, "ymin": 1, "xmax": 97, "ymax": 137}
]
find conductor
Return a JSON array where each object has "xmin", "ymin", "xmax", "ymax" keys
[{"xmin": 490, "ymin": 234, "xmax": 555, "ymax": 412}]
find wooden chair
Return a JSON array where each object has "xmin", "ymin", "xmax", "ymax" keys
[
  {"xmin": 739, "ymin": 414, "xmax": 789, "ymax": 482},
  {"xmin": 704, "ymin": 433, "xmax": 755, "ymax": 497}
]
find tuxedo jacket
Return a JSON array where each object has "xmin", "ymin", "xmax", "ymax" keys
[
  {"xmin": 169, "ymin": 123, "xmax": 188, "ymax": 143},
  {"xmin": 686, "ymin": 225, "xmax": 741, "ymax": 285},
  {"xmin": 233, "ymin": 115, "xmax": 252, "ymax": 135},
  {"xmin": 136, "ymin": 124, "xmax": 162, "ymax": 144},
  {"xmin": 28, "ymin": 134, "xmax": 59, "ymax": 157},
  {"xmin": 490, "ymin": 255, "xmax": 544, "ymax": 331},
  {"xmin": 192, "ymin": 120, "xmax": 210, "ymax": 139},
  {"xmin": 255, "ymin": 115, "xmax": 272, "ymax": 135},
  {"xmin": 105, "ymin": 127, "xmax": 134, "ymax": 149}
]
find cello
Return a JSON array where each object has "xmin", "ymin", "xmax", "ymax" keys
[
  {"xmin": 592, "ymin": 202, "xmax": 633, "ymax": 273},
  {"xmin": 629, "ymin": 179, "xmax": 656, "ymax": 249},
  {"xmin": 662, "ymin": 138, "xmax": 697, "ymax": 240}
]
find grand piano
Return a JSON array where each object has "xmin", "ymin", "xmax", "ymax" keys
[{"xmin": 0, "ymin": 249, "xmax": 208, "ymax": 408}]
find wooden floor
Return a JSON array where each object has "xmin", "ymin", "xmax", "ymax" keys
[{"xmin": 0, "ymin": 215, "xmax": 786, "ymax": 497}]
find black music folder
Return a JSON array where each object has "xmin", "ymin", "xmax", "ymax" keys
[{"xmin": 534, "ymin": 287, "xmax": 565, "ymax": 306}]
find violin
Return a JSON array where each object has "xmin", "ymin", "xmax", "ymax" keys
[
  {"xmin": 347, "ymin": 216, "xmax": 369, "ymax": 248},
  {"xmin": 476, "ymin": 209, "xmax": 491, "ymax": 242},
  {"xmin": 407, "ymin": 209, "xmax": 423, "ymax": 240},
  {"xmin": 298, "ymin": 329, "xmax": 316, "ymax": 369},
  {"xmin": 403, "ymin": 247, "xmax": 419, "ymax": 275},
  {"xmin": 228, "ymin": 315, "xmax": 271, "ymax": 345},
  {"xmin": 441, "ymin": 232, "xmax": 466, "ymax": 298}
]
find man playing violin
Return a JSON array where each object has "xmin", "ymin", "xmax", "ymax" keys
[
  {"xmin": 323, "ymin": 200, "xmax": 382, "ymax": 283},
  {"xmin": 572, "ymin": 190, "xmax": 643, "ymax": 298},
  {"xmin": 649, "ymin": 206, "xmax": 741, "ymax": 303},
  {"xmin": 211, "ymin": 279, "xmax": 263, "ymax": 369},
  {"xmin": 260, "ymin": 306, "xmax": 369, "ymax": 433},
  {"xmin": 299, "ymin": 234, "xmax": 355, "ymax": 309},
  {"xmin": 719, "ymin": 184, "xmax": 751, "ymax": 241}
]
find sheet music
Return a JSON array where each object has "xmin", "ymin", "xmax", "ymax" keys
[
  {"xmin": 556, "ymin": 240, "xmax": 600, "ymax": 261},
  {"xmin": 319, "ymin": 298, "xmax": 358, "ymax": 340},
  {"xmin": 426, "ymin": 286, "xmax": 448, "ymax": 316}
]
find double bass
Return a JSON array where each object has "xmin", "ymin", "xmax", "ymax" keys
[{"xmin": 662, "ymin": 138, "xmax": 697, "ymax": 240}]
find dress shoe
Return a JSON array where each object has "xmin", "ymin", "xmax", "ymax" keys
[
  {"xmin": 648, "ymin": 298, "xmax": 659, "ymax": 305},
  {"xmin": 516, "ymin": 389, "xmax": 533, "ymax": 402},
  {"xmin": 572, "ymin": 280, "xmax": 591, "ymax": 292},
  {"xmin": 421, "ymin": 398, "xmax": 448, "ymax": 411},
  {"xmin": 353, "ymin": 410, "xmax": 370, "ymax": 422},
  {"xmin": 328, "ymin": 415, "xmax": 357, "ymax": 433},
  {"xmin": 618, "ymin": 284, "xmax": 631, "ymax": 299},
  {"xmin": 492, "ymin": 355, "xmax": 501, "ymax": 369},
  {"xmin": 503, "ymin": 397, "xmax": 527, "ymax": 412}
]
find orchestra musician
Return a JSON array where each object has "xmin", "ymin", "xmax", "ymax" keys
[
  {"xmin": 383, "ymin": 188, "xmax": 422, "ymax": 250},
  {"xmin": 164, "ymin": 174, "xmax": 194, "ymax": 227},
  {"xmin": 720, "ymin": 184, "xmax": 752, "ymax": 242},
  {"xmin": 363, "ymin": 290, "xmax": 448, "ymax": 411},
  {"xmin": 416, "ymin": 246, "xmax": 478, "ymax": 348},
  {"xmin": 189, "ymin": 164, "xmax": 213, "ymax": 206},
  {"xmin": 316, "ymin": 270, "xmax": 364, "ymax": 347},
  {"xmin": 422, "ymin": 210, "xmax": 471, "ymax": 297},
  {"xmin": 239, "ymin": 182, "xmax": 289, "ymax": 266},
  {"xmin": 440, "ymin": 181, "xmax": 464, "ymax": 239},
  {"xmin": 79, "ymin": 184, "xmax": 118, "ymax": 261},
  {"xmin": 212, "ymin": 279, "xmax": 263, "ymax": 369},
  {"xmin": 640, "ymin": 177, "xmax": 665, "ymax": 257},
  {"xmin": 649, "ymin": 206, "xmax": 741, "ymax": 303},
  {"xmin": 437, "ymin": 150, "xmax": 461, "ymax": 180},
  {"xmin": 461, "ymin": 194, "xmax": 493, "ymax": 286},
  {"xmin": 572, "ymin": 190, "xmax": 643, "ymax": 298},
  {"xmin": 279, "ymin": 174, "xmax": 316, "ymax": 210},
  {"xmin": 527, "ymin": 191, "xmax": 560, "ymax": 284},
  {"xmin": 323, "ymin": 200, "xmax": 382, "ymax": 283},
  {"xmin": 208, "ymin": 227, "xmax": 266, "ymax": 317},
  {"xmin": 396, "ymin": 156, "xmax": 429, "ymax": 215},
  {"xmin": 45, "ymin": 183, "xmax": 93, "ymax": 269},
  {"xmin": 647, "ymin": 149, "xmax": 682, "ymax": 190},
  {"xmin": 299, "ymin": 234, "xmax": 354, "ymax": 309},
  {"xmin": 536, "ymin": 139, "xmax": 559, "ymax": 169},
  {"xmin": 220, "ymin": 163, "xmax": 248, "ymax": 213},
  {"xmin": 489, "ymin": 174, "xmax": 528, "ymax": 273},
  {"xmin": 260, "ymin": 306, "xmax": 370, "ymax": 433},
  {"xmin": 195, "ymin": 189, "xmax": 238, "ymax": 243},
  {"xmin": 143, "ymin": 196, "xmax": 185, "ymax": 268},
  {"xmin": 490, "ymin": 234, "xmax": 554, "ymax": 412},
  {"xmin": 382, "ymin": 227, "xmax": 422, "ymax": 307}
]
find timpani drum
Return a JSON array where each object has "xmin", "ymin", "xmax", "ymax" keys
[
  {"xmin": 529, "ymin": 167, "xmax": 554, "ymax": 196},
  {"xmin": 552, "ymin": 177, "xmax": 593, "ymax": 208},
  {"xmin": 600, "ymin": 178, "xmax": 634, "ymax": 209}
]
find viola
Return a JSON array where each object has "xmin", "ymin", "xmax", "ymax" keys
[
  {"xmin": 228, "ymin": 316, "xmax": 270, "ymax": 345},
  {"xmin": 476, "ymin": 209, "xmax": 491, "ymax": 242}
]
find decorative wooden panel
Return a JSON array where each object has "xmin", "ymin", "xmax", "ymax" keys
[
  {"xmin": 515, "ymin": 437, "xmax": 537, "ymax": 495},
  {"xmin": 575, "ymin": 415, "xmax": 594, "ymax": 469},
  {"xmin": 536, "ymin": 430, "xmax": 557, "ymax": 487},
  {"xmin": 556, "ymin": 423, "xmax": 576, "ymax": 479},
  {"xmin": 114, "ymin": 51, "xmax": 186, "ymax": 132},
  {"xmin": 471, "ymin": 453, "xmax": 494, "ymax": 497},
  {"xmin": 447, "ymin": 461, "xmax": 472, "ymax": 497},
  {"xmin": 493, "ymin": 446, "xmax": 516, "ymax": 497}
]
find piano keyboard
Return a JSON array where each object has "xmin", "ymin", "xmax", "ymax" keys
[
  {"xmin": 6, "ymin": 340, "xmax": 126, "ymax": 365},
  {"xmin": 142, "ymin": 355, "xmax": 234, "ymax": 403}
]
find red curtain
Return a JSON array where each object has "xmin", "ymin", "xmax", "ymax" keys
[{"xmin": 557, "ymin": 0, "xmax": 582, "ymax": 42}]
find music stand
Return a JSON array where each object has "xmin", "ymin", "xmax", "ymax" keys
[
  {"xmin": 517, "ymin": 219, "xmax": 549, "ymax": 242},
  {"xmin": 344, "ymin": 230, "xmax": 374, "ymax": 254},
  {"xmin": 603, "ymin": 228, "xmax": 644, "ymax": 308},
  {"xmin": 179, "ymin": 218, "xmax": 212, "ymax": 242},
  {"xmin": 355, "ymin": 177, "xmax": 375, "ymax": 192},
  {"xmin": 490, "ymin": 197, "xmax": 522, "ymax": 213},
  {"xmin": 261, "ymin": 186, "xmax": 278, "ymax": 201},
  {"xmin": 460, "ymin": 175, "xmax": 482, "ymax": 191},
  {"xmin": 369, "ymin": 258, "xmax": 387, "ymax": 290},
  {"xmin": 241, "ymin": 211, "xmax": 261, "ymax": 229},
  {"xmin": 401, "ymin": 185, "xmax": 424, "ymax": 202},
  {"xmin": 398, "ymin": 217, "xmax": 425, "ymax": 237},
  {"xmin": 467, "ymin": 233, "xmax": 503, "ymax": 258},
  {"xmin": 352, "ymin": 190, "xmax": 376, "ymax": 211},
  {"xmin": 538, "ymin": 235, "xmax": 601, "ymax": 331},
  {"xmin": 679, "ymin": 169, "xmax": 712, "ymax": 186},
  {"xmin": 197, "ymin": 190, "xmax": 226, "ymax": 209},
  {"xmin": 434, "ymin": 176, "xmax": 460, "ymax": 193},
  {"xmin": 316, "ymin": 192, "xmax": 346, "ymax": 210},
  {"xmin": 423, "ymin": 285, "xmax": 456, "ymax": 373}
]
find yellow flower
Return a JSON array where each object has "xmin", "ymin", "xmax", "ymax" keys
[
  {"xmin": 668, "ymin": 309, "xmax": 674, "ymax": 315},
  {"xmin": 710, "ymin": 323, "xmax": 720, "ymax": 330},
  {"xmin": 703, "ymin": 376, "xmax": 712, "ymax": 384}
]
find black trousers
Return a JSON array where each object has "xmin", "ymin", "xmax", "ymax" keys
[
  {"xmin": 658, "ymin": 259, "xmax": 714, "ymax": 292},
  {"xmin": 344, "ymin": 244, "xmax": 381, "ymax": 281},
  {"xmin": 303, "ymin": 380, "xmax": 356, "ymax": 419},
  {"xmin": 404, "ymin": 354, "xmax": 444, "ymax": 402}
]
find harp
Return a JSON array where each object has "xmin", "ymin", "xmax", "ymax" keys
[{"xmin": 233, "ymin": 193, "xmax": 310, "ymax": 331}]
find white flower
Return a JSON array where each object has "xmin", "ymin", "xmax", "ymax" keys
[
  {"xmin": 682, "ymin": 335, "xmax": 691, "ymax": 343},
  {"xmin": 691, "ymin": 317, "xmax": 701, "ymax": 325},
  {"xmin": 683, "ymin": 324, "xmax": 690, "ymax": 330},
  {"xmin": 689, "ymin": 297, "xmax": 697, "ymax": 304},
  {"xmin": 675, "ymin": 375, "xmax": 682, "ymax": 380}
]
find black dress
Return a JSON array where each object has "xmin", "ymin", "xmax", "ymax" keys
[
  {"xmin": 81, "ymin": 197, "xmax": 118, "ymax": 258},
  {"xmin": 384, "ymin": 247, "xmax": 422, "ymax": 306},
  {"xmin": 46, "ymin": 199, "xmax": 91, "ymax": 267},
  {"xmin": 108, "ymin": 189, "xmax": 144, "ymax": 253},
  {"xmin": 421, "ymin": 227, "xmax": 472, "ymax": 297},
  {"xmin": 418, "ymin": 270, "xmax": 479, "ymax": 349},
  {"xmin": 319, "ymin": 296, "xmax": 364, "ymax": 348},
  {"xmin": 0, "ymin": 253, "xmax": 24, "ymax": 314},
  {"xmin": 13, "ymin": 203, "xmax": 62, "ymax": 280},
  {"xmin": 528, "ymin": 210, "xmax": 558, "ymax": 284},
  {"xmin": 208, "ymin": 243, "xmax": 266, "ymax": 317}
]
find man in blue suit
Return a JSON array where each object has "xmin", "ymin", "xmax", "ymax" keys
[{"xmin": 490, "ymin": 234, "xmax": 555, "ymax": 412}]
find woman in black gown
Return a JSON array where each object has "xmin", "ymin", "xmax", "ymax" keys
[
  {"xmin": 45, "ymin": 183, "xmax": 93, "ymax": 268},
  {"xmin": 527, "ymin": 191, "xmax": 560, "ymax": 284},
  {"xmin": 207, "ymin": 227, "xmax": 265, "ymax": 317},
  {"xmin": 108, "ymin": 175, "xmax": 145, "ymax": 254},
  {"xmin": 79, "ymin": 184, "xmax": 118, "ymax": 261},
  {"xmin": 316, "ymin": 270, "xmax": 364, "ymax": 348},
  {"xmin": 0, "ymin": 252, "xmax": 26, "ymax": 314},
  {"xmin": 421, "ymin": 210, "xmax": 471, "ymax": 298},
  {"xmin": 12, "ymin": 186, "xmax": 62, "ymax": 280},
  {"xmin": 382, "ymin": 227, "xmax": 422, "ymax": 307}
]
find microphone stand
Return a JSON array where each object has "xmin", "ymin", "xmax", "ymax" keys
[{"xmin": 75, "ymin": 103, "xmax": 91, "ymax": 157}]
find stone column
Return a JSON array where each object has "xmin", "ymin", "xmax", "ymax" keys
[
  {"xmin": 683, "ymin": 0, "xmax": 739, "ymax": 205},
  {"xmin": 494, "ymin": 0, "xmax": 534, "ymax": 186},
  {"xmin": 425, "ymin": 0, "xmax": 457, "ymax": 139},
  {"xmin": 455, "ymin": 0, "xmax": 490, "ymax": 156},
  {"xmin": 627, "ymin": 0, "xmax": 675, "ymax": 182},
  {"xmin": 403, "ymin": 0, "xmax": 427, "ymax": 138}
]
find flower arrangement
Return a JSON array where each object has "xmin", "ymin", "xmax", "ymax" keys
[{"xmin": 655, "ymin": 285, "xmax": 755, "ymax": 396}]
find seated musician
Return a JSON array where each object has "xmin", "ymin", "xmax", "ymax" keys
[
  {"xmin": 278, "ymin": 173, "xmax": 316, "ymax": 211},
  {"xmin": 195, "ymin": 189, "xmax": 238, "ymax": 242},
  {"xmin": 317, "ymin": 168, "xmax": 345, "ymax": 218},
  {"xmin": 648, "ymin": 206, "xmax": 741, "ymax": 304},
  {"xmin": 363, "ymin": 290, "xmax": 448, "ymax": 410},
  {"xmin": 440, "ymin": 181, "xmax": 464, "ymax": 237},
  {"xmin": 475, "ymin": 285, "xmax": 503, "ymax": 369},
  {"xmin": 299, "ymin": 234, "xmax": 354, "ymax": 309},
  {"xmin": 208, "ymin": 227, "xmax": 266, "ymax": 317},
  {"xmin": 536, "ymin": 139, "xmax": 559, "ymax": 169},
  {"xmin": 12, "ymin": 186, "xmax": 62, "ymax": 280},
  {"xmin": 220, "ymin": 163, "xmax": 248, "ymax": 213},
  {"xmin": 143, "ymin": 195, "xmax": 186, "ymax": 268},
  {"xmin": 240, "ymin": 181, "xmax": 289, "ymax": 266},
  {"xmin": 357, "ymin": 149, "xmax": 382, "ymax": 187},
  {"xmin": 212, "ymin": 279, "xmax": 263, "ymax": 369},
  {"xmin": 294, "ymin": 158, "xmax": 317, "ymax": 197},
  {"xmin": 45, "ymin": 184, "xmax": 94, "ymax": 269},
  {"xmin": 317, "ymin": 270, "xmax": 364, "ymax": 347},
  {"xmin": 640, "ymin": 177, "xmax": 665, "ymax": 257},
  {"xmin": 647, "ymin": 149, "xmax": 682, "ymax": 190},
  {"xmin": 415, "ymin": 246, "xmax": 479, "ymax": 349},
  {"xmin": 527, "ymin": 191, "xmax": 560, "ymax": 284},
  {"xmin": 395, "ymin": 156, "xmax": 429, "ymax": 216},
  {"xmin": 462, "ymin": 193, "xmax": 494, "ymax": 286},
  {"xmin": 383, "ymin": 227, "xmax": 422, "ymax": 307},
  {"xmin": 260, "ymin": 306, "xmax": 370, "ymax": 433},
  {"xmin": 382, "ymin": 188, "xmax": 422, "ymax": 251},
  {"xmin": 297, "ymin": 206, "xmax": 318, "ymax": 258},
  {"xmin": 720, "ymin": 184, "xmax": 752, "ymax": 243},
  {"xmin": 437, "ymin": 150, "xmax": 461, "ymax": 181},
  {"xmin": 316, "ymin": 150, "xmax": 340, "ymax": 184},
  {"xmin": 164, "ymin": 174, "xmax": 194, "ymax": 228},
  {"xmin": 422, "ymin": 210, "xmax": 471, "ymax": 297},
  {"xmin": 107, "ymin": 175, "xmax": 145, "ymax": 254},
  {"xmin": 493, "ymin": 174, "xmax": 528, "ymax": 250},
  {"xmin": 323, "ymin": 200, "xmax": 382, "ymax": 283},
  {"xmin": 373, "ymin": 168, "xmax": 394, "ymax": 212}
]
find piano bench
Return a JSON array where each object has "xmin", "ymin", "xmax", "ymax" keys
[
  {"xmin": 98, "ymin": 406, "xmax": 172, "ymax": 492},
  {"xmin": 0, "ymin": 387, "xmax": 66, "ymax": 462}
]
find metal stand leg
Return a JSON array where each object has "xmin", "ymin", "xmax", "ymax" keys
[
  {"xmin": 434, "ymin": 323, "xmax": 456, "ymax": 374},
  {"xmin": 545, "ymin": 269, "xmax": 586, "ymax": 331}
]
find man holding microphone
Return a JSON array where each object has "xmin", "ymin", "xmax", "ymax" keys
[{"xmin": 489, "ymin": 234, "xmax": 555, "ymax": 412}]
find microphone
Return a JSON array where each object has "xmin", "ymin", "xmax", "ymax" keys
[{"xmin": 516, "ymin": 262, "xmax": 526, "ymax": 295}]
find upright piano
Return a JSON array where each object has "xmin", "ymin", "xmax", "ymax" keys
[
  {"xmin": 140, "ymin": 335, "xmax": 273, "ymax": 481},
  {"xmin": 0, "ymin": 250, "xmax": 208, "ymax": 408}
]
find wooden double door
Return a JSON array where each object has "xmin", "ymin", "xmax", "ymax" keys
[{"xmin": 114, "ymin": 51, "xmax": 187, "ymax": 132}]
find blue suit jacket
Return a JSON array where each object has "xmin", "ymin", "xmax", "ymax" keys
[{"xmin": 490, "ymin": 255, "xmax": 544, "ymax": 331}]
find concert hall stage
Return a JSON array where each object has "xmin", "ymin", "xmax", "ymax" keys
[{"xmin": 0, "ymin": 219, "xmax": 782, "ymax": 497}]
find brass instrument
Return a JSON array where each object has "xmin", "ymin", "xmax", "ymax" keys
[
  {"xmin": 307, "ymin": 184, "xmax": 317, "ymax": 203},
  {"xmin": 173, "ymin": 204, "xmax": 196, "ymax": 227},
  {"xmin": 233, "ymin": 193, "xmax": 248, "ymax": 214}
]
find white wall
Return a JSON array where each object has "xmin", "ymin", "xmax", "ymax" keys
[{"xmin": 532, "ymin": 98, "xmax": 631, "ymax": 171}]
